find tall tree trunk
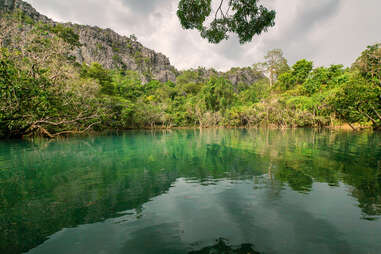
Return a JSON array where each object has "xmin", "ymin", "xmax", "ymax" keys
[{"xmin": 269, "ymin": 69, "xmax": 273, "ymax": 88}]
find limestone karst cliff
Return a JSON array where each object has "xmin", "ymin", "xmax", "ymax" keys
[
  {"xmin": 0, "ymin": 0, "xmax": 265, "ymax": 85},
  {"xmin": 0, "ymin": 0, "xmax": 177, "ymax": 83}
]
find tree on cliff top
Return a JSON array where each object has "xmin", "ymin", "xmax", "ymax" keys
[{"xmin": 177, "ymin": 0, "xmax": 276, "ymax": 44}]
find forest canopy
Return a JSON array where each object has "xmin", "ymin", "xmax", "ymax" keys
[{"xmin": 1, "ymin": 42, "xmax": 380, "ymax": 138}]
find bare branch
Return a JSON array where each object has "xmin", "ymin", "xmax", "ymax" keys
[
  {"xmin": 370, "ymin": 105, "xmax": 381, "ymax": 121},
  {"xmin": 33, "ymin": 115, "xmax": 96, "ymax": 126},
  {"xmin": 214, "ymin": 0, "xmax": 225, "ymax": 21},
  {"xmin": 52, "ymin": 121, "xmax": 100, "ymax": 137}
]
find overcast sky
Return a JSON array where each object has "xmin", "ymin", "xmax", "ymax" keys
[{"xmin": 26, "ymin": 0, "xmax": 380, "ymax": 71}]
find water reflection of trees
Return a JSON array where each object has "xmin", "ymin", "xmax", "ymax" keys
[
  {"xmin": 189, "ymin": 238, "xmax": 261, "ymax": 254},
  {"xmin": 250, "ymin": 129, "xmax": 381, "ymax": 218},
  {"xmin": 0, "ymin": 129, "xmax": 380, "ymax": 253}
]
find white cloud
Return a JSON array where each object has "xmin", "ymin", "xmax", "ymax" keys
[{"xmin": 26, "ymin": 0, "xmax": 380, "ymax": 71}]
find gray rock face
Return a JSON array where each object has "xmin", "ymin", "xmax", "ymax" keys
[
  {"xmin": 223, "ymin": 67, "xmax": 266, "ymax": 87},
  {"xmin": 178, "ymin": 67, "xmax": 266, "ymax": 88},
  {"xmin": 0, "ymin": 0, "xmax": 14, "ymax": 10},
  {"xmin": 0, "ymin": 0, "xmax": 51, "ymax": 23},
  {"xmin": 69, "ymin": 24, "xmax": 177, "ymax": 83}
]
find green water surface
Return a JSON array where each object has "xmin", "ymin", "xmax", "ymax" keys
[{"xmin": 0, "ymin": 129, "xmax": 380, "ymax": 254}]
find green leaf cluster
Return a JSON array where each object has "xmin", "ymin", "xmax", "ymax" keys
[{"xmin": 177, "ymin": 0, "xmax": 276, "ymax": 44}]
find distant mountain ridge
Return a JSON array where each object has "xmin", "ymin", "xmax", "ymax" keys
[{"xmin": 0, "ymin": 0, "xmax": 265, "ymax": 85}]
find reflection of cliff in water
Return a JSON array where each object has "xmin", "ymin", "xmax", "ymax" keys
[
  {"xmin": 189, "ymin": 238, "xmax": 261, "ymax": 254},
  {"xmin": 0, "ymin": 129, "xmax": 380, "ymax": 253}
]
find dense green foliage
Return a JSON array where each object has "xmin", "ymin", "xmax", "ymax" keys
[
  {"xmin": 0, "ymin": 13, "xmax": 380, "ymax": 138},
  {"xmin": 177, "ymin": 0, "xmax": 276, "ymax": 43},
  {"xmin": 49, "ymin": 24, "xmax": 81, "ymax": 47}
]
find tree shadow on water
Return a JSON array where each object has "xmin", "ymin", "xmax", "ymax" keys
[{"xmin": 189, "ymin": 238, "xmax": 261, "ymax": 254}]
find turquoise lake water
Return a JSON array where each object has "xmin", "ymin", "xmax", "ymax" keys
[{"xmin": 0, "ymin": 129, "xmax": 380, "ymax": 254}]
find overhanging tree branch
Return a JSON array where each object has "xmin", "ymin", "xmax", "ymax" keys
[{"xmin": 177, "ymin": 0, "xmax": 276, "ymax": 44}]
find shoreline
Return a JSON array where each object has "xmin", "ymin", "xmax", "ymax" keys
[{"xmin": 2, "ymin": 124, "xmax": 373, "ymax": 140}]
